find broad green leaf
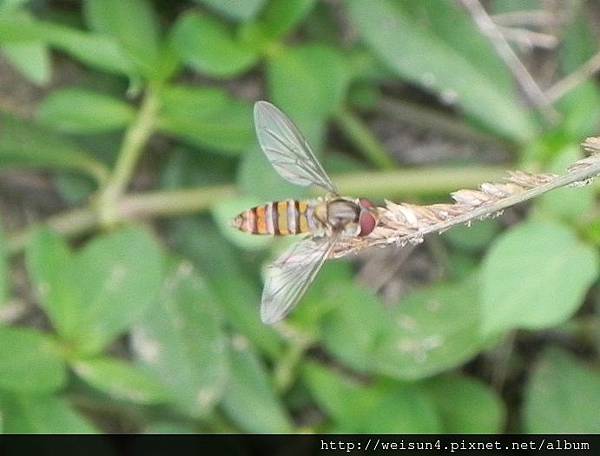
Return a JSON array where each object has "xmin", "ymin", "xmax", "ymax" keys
[
  {"xmin": 321, "ymin": 283, "xmax": 391, "ymax": 371},
  {"xmin": 69, "ymin": 227, "xmax": 164, "ymax": 354},
  {"xmin": 0, "ymin": 327, "xmax": 66, "ymax": 393},
  {"xmin": 346, "ymin": 0, "xmax": 537, "ymax": 142},
  {"xmin": 221, "ymin": 339, "xmax": 292, "ymax": 433},
  {"xmin": 172, "ymin": 12, "xmax": 258, "ymax": 78},
  {"xmin": 302, "ymin": 362, "xmax": 441, "ymax": 433},
  {"xmin": 536, "ymin": 145, "xmax": 595, "ymax": 221},
  {"xmin": 83, "ymin": 0, "xmax": 161, "ymax": 78},
  {"xmin": 558, "ymin": 7, "xmax": 600, "ymax": 138},
  {"xmin": 322, "ymin": 278, "xmax": 483, "ymax": 380},
  {"xmin": 72, "ymin": 357, "xmax": 168, "ymax": 405},
  {"xmin": 38, "ymin": 88, "xmax": 135, "ymax": 134},
  {"xmin": 0, "ymin": 13, "xmax": 135, "ymax": 76},
  {"xmin": 2, "ymin": 41, "xmax": 51, "ymax": 86},
  {"xmin": 211, "ymin": 197, "xmax": 273, "ymax": 251},
  {"xmin": 267, "ymin": 44, "xmax": 349, "ymax": 121},
  {"xmin": 373, "ymin": 279, "xmax": 483, "ymax": 379},
  {"xmin": 158, "ymin": 85, "xmax": 253, "ymax": 154},
  {"xmin": 524, "ymin": 348, "xmax": 600, "ymax": 433},
  {"xmin": 0, "ymin": 215, "xmax": 5, "ymax": 308},
  {"xmin": 402, "ymin": 0, "xmax": 515, "ymax": 96},
  {"xmin": 132, "ymin": 259, "xmax": 228, "ymax": 417},
  {"xmin": 481, "ymin": 221, "xmax": 599, "ymax": 336},
  {"xmin": 169, "ymin": 218, "xmax": 282, "ymax": 358},
  {"xmin": 144, "ymin": 421, "xmax": 197, "ymax": 434},
  {"xmin": 426, "ymin": 375, "xmax": 505, "ymax": 433},
  {"xmin": 0, "ymin": 393, "xmax": 96, "ymax": 433},
  {"xmin": 193, "ymin": 0, "xmax": 266, "ymax": 22},
  {"xmin": 0, "ymin": 113, "xmax": 108, "ymax": 183},
  {"xmin": 256, "ymin": 0, "xmax": 315, "ymax": 40},
  {"xmin": 26, "ymin": 230, "xmax": 80, "ymax": 340},
  {"xmin": 444, "ymin": 219, "xmax": 500, "ymax": 253}
]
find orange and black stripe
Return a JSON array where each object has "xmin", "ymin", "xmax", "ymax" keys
[{"xmin": 233, "ymin": 200, "xmax": 314, "ymax": 236}]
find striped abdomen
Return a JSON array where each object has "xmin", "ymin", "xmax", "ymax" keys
[{"xmin": 233, "ymin": 200, "xmax": 318, "ymax": 235}]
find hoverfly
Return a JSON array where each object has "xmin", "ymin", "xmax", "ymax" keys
[{"xmin": 233, "ymin": 101, "xmax": 379, "ymax": 324}]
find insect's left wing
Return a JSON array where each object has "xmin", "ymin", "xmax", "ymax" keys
[
  {"xmin": 254, "ymin": 101, "xmax": 338, "ymax": 194},
  {"xmin": 261, "ymin": 236, "xmax": 337, "ymax": 324}
]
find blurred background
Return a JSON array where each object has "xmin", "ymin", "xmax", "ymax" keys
[{"xmin": 0, "ymin": 0, "xmax": 599, "ymax": 434}]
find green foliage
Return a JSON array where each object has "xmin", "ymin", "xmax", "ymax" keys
[
  {"xmin": 38, "ymin": 88, "xmax": 135, "ymax": 134},
  {"xmin": 346, "ymin": 0, "xmax": 537, "ymax": 142},
  {"xmin": 72, "ymin": 357, "xmax": 169, "ymax": 404},
  {"xmin": 426, "ymin": 375, "xmax": 505, "ymax": 433},
  {"xmin": 524, "ymin": 348, "xmax": 600, "ymax": 433},
  {"xmin": 0, "ymin": 327, "xmax": 66, "ymax": 393},
  {"xmin": 193, "ymin": 0, "xmax": 266, "ymax": 22},
  {"xmin": 172, "ymin": 12, "xmax": 258, "ymax": 78},
  {"xmin": 0, "ymin": 0, "xmax": 599, "ymax": 435},
  {"xmin": 133, "ymin": 259, "xmax": 228, "ymax": 416},
  {"xmin": 0, "ymin": 393, "xmax": 96, "ymax": 433},
  {"xmin": 2, "ymin": 41, "xmax": 51, "ymax": 86},
  {"xmin": 481, "ymin": 221, "xmax": 599, "ymax": 336},
  {"xmin": 27, "ymin": 227, "xmax": 164, "ymax": 355},
  {"xmin": 221, "ymin": 340, "xmax": 292, "ymax": 433},
  {"xmin": 0, "ymin": 113, "xmax": 107, "ymax": 182},
  {"xmin": 157, "ymin": 85, "xmax": 254, "ymax": 154}
]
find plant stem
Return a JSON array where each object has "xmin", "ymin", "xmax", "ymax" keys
[
  {"xmin": 6, "ymin": 165, "xmax": 508, "ymax": 256},
  {"xmin": 98, "ymin": 87, "xmax": 160, "ymax": 226},
  {"xmin": 334, "ymin": 107, "xmax": 396, "ymax": 170}
]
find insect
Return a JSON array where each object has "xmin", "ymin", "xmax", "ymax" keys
[{"xmin": 233, "ymin": 101, "xmax": 379, "ymax": 324}]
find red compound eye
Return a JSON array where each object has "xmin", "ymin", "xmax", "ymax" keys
[
  {"xmin": 359, "ymin": 198, "xmax": 374, "ymax": 209},
  {"xmin": 359, "ymin": 210, "xmax": 377, "ymax": 236}
]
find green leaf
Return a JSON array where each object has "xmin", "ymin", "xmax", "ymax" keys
[
  {"xmin": 72, "ymin": 357, "xmax": 168, "ymax": 405},
  {"xmin": 0, "ymin": 393, "xmax": 96, "ymax": 433},
  {"xmin": 157, "ymin": 85, "xmax": 254, "ymax": 154},
  {"xmin": 0, "ymin": 215, "xmax": 6, "ymax": 308},
  {"xmin": 558, "ymin": 8, "xmax": 600, "ymax": 139},
  {"xmin": 83, "ymin": 0, "xmax": 161, "ymax": 78},
  {"xmin": 426, "ymin": 375, "xmax": 505, "ymax": 433},
  {"xmin": 2, "ymin": 41, "xmax": 51, "ymax": 86},
  {"xmin": 69, "ymin": 227, "xmax": 164, "ymax": 354},
  {"xmin": 172, "ymin": 12, "xmax": 258, "ymax": 78},
  {"xmin": 524, "ymin": 348, "xmax": 600, "ymax": 433},
  {"xmin": 0, "ymin": 13, "xmax": 135, "ymax": 76},
  {"xmin": 321, "ymin": 283, "xmax": 391, "ymax": 371},
  {"xmin": 536, "ymin": 145, "xmax": 595, "ymax": 221},
  {"xmin": 169, "ymin": 218, "xmax": 282, "ymax": 358},
  {"xmin": 444, "ymin": 219, "xmax": 500, "ymax": 253},
  {"xmin": 481, "ymin": 221, "xmax": 599, "ymax": 336},
  {"xmin": 322, "ymin": 278, "xmax": 483, "ymax": 380},
  {"xmin": 38, "ymin": 88, "xmax": 135, "ymax": 134},
  {"xmin": 302, "ymin": 362, "xmax": 441, "ymax": 433},
  {"xmin": 373, "ymin": 279, "xmax": 483, "ymax": 379},
  {"xmin": 256, "ymin": 0, "xmax": 315, "ymax": 40},
  {"xmin": 0, "ymin": 327, "xmax": 66, "ymax": 393},
  {"xmin": 0, "ymin": 113, "xmax": 108, "ymax": 183},
  {"xmin": 193, "ymin": 0, "xmax": 266, "ymax": 22},
  {"xmin": 346, "ymin": 0, "xmax": 537, "ymax": 142},
  {"xmin": 26, "ymin": 230, "xmax": 80, "ymax": 340},
  {"xmin": 267, "ymin": 44, "xmax": 349, "ymax": 121},
  {"xmin": 132, "ymin": 259, "xmax": 228, "ymax": 417},
  {"xmin": 221, "ymin": 338, "xmax": 292, "ymax": 433}
]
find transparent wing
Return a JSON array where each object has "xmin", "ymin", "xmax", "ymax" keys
[
  {"xmin": 254, "ymin": 101, "xmax": 337, "ymax": 194},
  {"xmin": 261, "ymin": 236, "xmax": 337, "ymax": 324}
]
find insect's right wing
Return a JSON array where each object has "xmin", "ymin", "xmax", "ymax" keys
[
  {"xmin": 254, "ymin": 101, "xmax": 338, "ymax": 194},
  {"xmin": 261, "ymin": 235, "xmax": 338, "ymax": 324}
]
